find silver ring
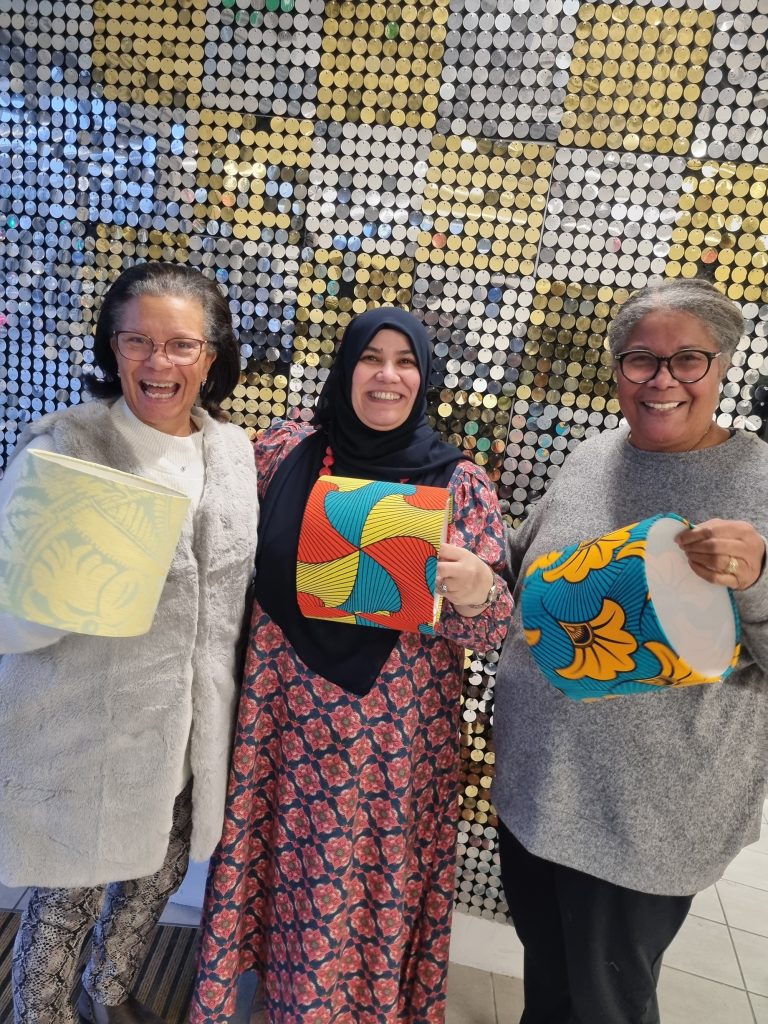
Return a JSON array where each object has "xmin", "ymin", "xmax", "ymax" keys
[
  {"xmin": 439, "ymin": 581, "xmax": 448, "ymax": 595},
  {"xmin": 726, "ymin": 555, "xmax": 739, "ymax": 577}
]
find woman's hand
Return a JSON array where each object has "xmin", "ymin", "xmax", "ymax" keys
[
  {"xmin": 436, "ymin": 542, "xmax": 496, "ymax": 616},
  {"xmin": 675, "ymin": 518, "xmax": 767, "ymax": 591}
]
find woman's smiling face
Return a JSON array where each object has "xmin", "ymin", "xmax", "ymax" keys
[
  {"xmin": 112, "ymin": 294, "xmax": 216, "ymax": 436},
  {"xmin": 350, "ymin": 328, "xmax": 422, "ymax": 431},
  {"xmin": 616, "ymin": 309, "xmax": 723, "ymax": 453}
]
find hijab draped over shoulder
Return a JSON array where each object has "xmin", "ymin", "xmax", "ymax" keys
[{"xmin": 252, "ymin": 307, "xmax": 463, "ymax": 694}]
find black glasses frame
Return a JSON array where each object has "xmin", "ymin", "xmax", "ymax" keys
[
  {"xmin": 615, "ymin": 349, "xmax": 721, "ymax": 384},
  {"xmin": 112, "ymin": 331, "xmax": 208, "ymax": 365}
]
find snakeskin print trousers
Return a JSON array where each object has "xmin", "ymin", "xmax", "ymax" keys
[{"xmin": 12, "ymin": 783, "xmax": 193, "ymax": 1024}]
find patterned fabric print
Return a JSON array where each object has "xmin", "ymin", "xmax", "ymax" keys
[
  {"xmin": 190, "ymin": 423, "xmax": 512, "ymax": 1024},
  {"xmin": 297, "ymin": 476, "xmax": 451, "ymax": 634},
  {"xmin": 521, "ymin": 515, "xmax": 741, "ymax": 700},
  {"xmin": 13, "ymin": 887, "xmax": 102, "ymax": 1024},
  {"xmin": 12, "ymin": 784, "xmax": 192, "ymax": 1024}
]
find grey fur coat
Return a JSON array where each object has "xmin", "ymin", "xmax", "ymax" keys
[{"xmin": 0, "ymin": 400, "xmax": 259, "ymax": 887}]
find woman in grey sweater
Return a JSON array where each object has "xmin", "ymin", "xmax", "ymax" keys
[{"xmin": 493, "ymin": 278, "xmax": 767, "ymax": 1024}]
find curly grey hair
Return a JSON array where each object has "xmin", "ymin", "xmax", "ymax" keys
[{"xmin": 607, "ymin": 278, "xmax": 745, "ymax": 362}]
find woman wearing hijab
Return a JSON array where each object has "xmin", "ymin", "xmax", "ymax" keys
[{"xmin": 189, "ymin": 308, "xmax": 512, "ymax": 1024}]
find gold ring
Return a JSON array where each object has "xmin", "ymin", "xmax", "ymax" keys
[{"xmin": 726, "ymin": 555, "xmax": 739, "ymax": 576}]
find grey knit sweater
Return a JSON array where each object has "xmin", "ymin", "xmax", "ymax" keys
[{"xmin": 493, "ymin": 425, "xmax": 768, "ymax": 895}]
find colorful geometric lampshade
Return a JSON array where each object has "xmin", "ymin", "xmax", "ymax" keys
[
  {"xmin": 297, "ymin": 475, "xmax": 453, "ymax": 634},
  {"xmin": 0, "ymin": 449, "xmax": 190, "ymax": 637},
  {"xmin": 520, "ymin": 513, "xmax": 741, "ymax": 700}
]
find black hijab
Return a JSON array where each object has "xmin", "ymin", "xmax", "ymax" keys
[{"xmin": 252, "ymin": 307, "xmax": 463, "ymax": 695}]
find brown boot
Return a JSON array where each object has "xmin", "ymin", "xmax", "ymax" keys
[{"xmin": 77, "ymin": 988, "xmax": 167, "ymax": 1024}]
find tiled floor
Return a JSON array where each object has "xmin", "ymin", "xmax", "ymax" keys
[
  {"xmin": 1, "ymin": 799, "xmax": 765, "ymax": 1023},
  {"xmin": 443, "ymin": 801, "xmax": 768, "ymax": 1024}
]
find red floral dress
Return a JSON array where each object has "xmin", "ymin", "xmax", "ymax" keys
[{"xmin": 189, "ymin": 422, "xmax": 512, "ymax": 1024}]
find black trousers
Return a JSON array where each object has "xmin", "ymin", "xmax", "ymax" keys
[{"xmin": 498, "ymin": 822, "xmax": 693, "ymax": 1024}]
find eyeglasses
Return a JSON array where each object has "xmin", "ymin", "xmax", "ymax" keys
[
  {"xmin": 615, "ymin": 349, "xmax": 721, "ymax": 384},
  {"xmin": 112, "ymin": 331, "xmax": 208, "ymax": 366}
]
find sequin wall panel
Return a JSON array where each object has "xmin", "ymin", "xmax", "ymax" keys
[{"xmin": 1, "ymin": 0, "xmax": 767, "ymax": 926}]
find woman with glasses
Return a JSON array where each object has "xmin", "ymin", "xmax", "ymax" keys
[
  {"xmin": 0, "ymin": 262, "xmax": 259, "ymax": 1024},
  {"xmin": 492, "ymin": 278, "xmax": 768, "ymax": 1024}
]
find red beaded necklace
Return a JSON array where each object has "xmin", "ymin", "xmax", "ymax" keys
[
  {"xmin": 319, "ymin": 446, "xmax": 410, "ymax": 484},
  {"xmin": 319, "ymin": 445, "xmax": 334, "ymax": 477}
]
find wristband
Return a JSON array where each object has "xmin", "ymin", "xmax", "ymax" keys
[{"xmin": 463, "ymin": 574, "xmax": 498, "ymax": 611}]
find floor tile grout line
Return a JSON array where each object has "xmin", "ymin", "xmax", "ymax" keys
[
  {"xmin": 722, "ymin": 909, "xmax": 759, "ymax": 1017},
  {"xmin": 719, "ymin": 878, "xmax": 768, "ymax": 894},
  {"xmin": 688, "ymin": 910, "xmax": 727, "ymax": 926},
  {"xmin": 490, "ymin": 972, "xmax": 501, "ymax": 1024},
  {"xmin": 730, "ymin": 847, "xmax": 768, "ymax": 861},
  {"xmin": 723, "ymin": 923, "xmax": 768, "ymax": 942},
  {"xmin": 753, "ymin": 991, "xmax": 765, "ymax": 1024},
  {"xmin": 748, "ymin": 992, "xmax": 764, "ymax": 1024},
  {"xmin": 714, "ymin": 873, "xmax": 768, "ymax": 1005},
  {"xmin": 663, "ymin": 962, "xmax": 753, "ymax": 993},
  {"xmin": 722, "ymin": 879, "xmax": 768, "ymax": 894},
  {"xmin": 713, "ymin": 880, "xmax": 728, "ymax": 923}
]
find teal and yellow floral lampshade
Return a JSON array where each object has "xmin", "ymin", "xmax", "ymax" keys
[
  {"xmin": 296, "ymin": 475, "xmax": 453, "ymax": 635},
  {"xmin": 520, "ymin": 513, "xmax": 741, "ymax": 701},
  {"xmin": 0, "ymin": 449, "xmax": 190, "ymax": 637}
]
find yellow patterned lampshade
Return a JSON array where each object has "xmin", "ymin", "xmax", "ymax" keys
[
  {"xmin": 296, "ymin": 475, "xmax": 453, "ymax": 635},
  {"xmin": 0, "ymin": 449, "xmax": 190, "ymax": 637}
]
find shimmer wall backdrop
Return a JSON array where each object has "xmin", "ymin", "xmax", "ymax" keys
[{"xmin": 1, "ymin": 0, "xmax": 767, "ymax": 923}]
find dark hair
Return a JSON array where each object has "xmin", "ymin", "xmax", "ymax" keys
[
  {"xmin": 607, "ymin": 278, "xmax": 744, "ymax": 363},
  {"xmin": 83, "ymin": 262, "xmax": 240, "ymax": 418}
]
